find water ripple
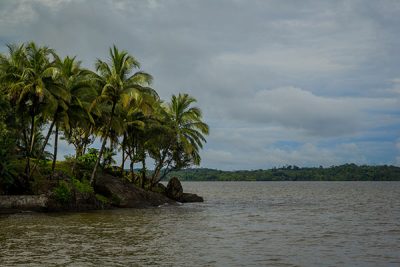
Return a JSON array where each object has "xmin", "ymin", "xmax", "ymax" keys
[{"xmin": 1, "ymin": 181, "xmax": 399, "ymax": 266}]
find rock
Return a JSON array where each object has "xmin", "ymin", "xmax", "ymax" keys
[
  {"xmin": 0, "ymin": 174, "xmax": 204, "ymax": 213},
  {"xmin": 166, "ymin": 177, "xmax": 183, "ymax": 200},
  {"xmin": 0, "ymin": 195, "xmax": 48, "ymax": 213},
  {"xmin": 95, "ymin": 173, "xmax": 174, "ymax": 208},
  {"xmin": 46, "ymin": 190, "xmax": 105, "ymax": 212},
  {"xmin": 165, "ymin": 177, "xmax": 204, "ymax": 203},
  {"xmin": 180, "ymin": 193, "xmax": 204, "ymax": 203},
  {"xmin": 150, "ymin": 183, "xmax": 167, "ymax": 195}
]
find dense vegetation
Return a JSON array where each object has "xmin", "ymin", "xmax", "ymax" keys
[
  {"xmin": 167, "ymin": 164, "xmax": 400, "ymax": 181},
  {"xmin": 0, "ymin": 42, "xmax": 209, "ymax": 195}
]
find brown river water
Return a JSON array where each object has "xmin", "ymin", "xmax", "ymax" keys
[{"xmin": 1, "ymin": 181, "xmax": 399, "ymax": 266}]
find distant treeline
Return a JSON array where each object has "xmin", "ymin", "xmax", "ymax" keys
[{"xmin": 166, "ymin": 164, "xmax": 400, "ymax": 181}]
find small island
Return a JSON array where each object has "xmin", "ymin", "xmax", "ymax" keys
[{"xmin": 0, "ymin": 42, "xmax": 208, "ymax": 213}]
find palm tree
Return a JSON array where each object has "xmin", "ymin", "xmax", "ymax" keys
[
  {"xmin": 149, "ymin": 93, "xmax": 209, "ymax": 186},
  {"xmin": 89, "ymin": 45, "xmax": 155, "ymax": 185},
  {"xmin": 118, "ymin": 89, "xmax": 160, "ymax": 180},
  {"xmin": 0, "ymin": 42, "xmax": 62, "ymax": 179},
  {"xmin": 168, "ymin": 93, "xmax": 209, "ymax": 165},
  {"xmin": 50, "ymin": 56, "xmax": 95, "ymax": 176}
]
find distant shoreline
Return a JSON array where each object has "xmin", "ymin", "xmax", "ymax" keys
[{"xmin": 166, "ymin": 164, "xmax": 400, "ymax": 181}]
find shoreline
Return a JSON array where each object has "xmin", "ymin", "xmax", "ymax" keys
[{"xmin": 0, "ymin": 175, "xmax": 203, "ymax": 215}]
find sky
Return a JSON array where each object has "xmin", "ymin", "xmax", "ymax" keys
[{"xmin": 0, "ymin": 0, "xmax": 399, "ymax": 170}]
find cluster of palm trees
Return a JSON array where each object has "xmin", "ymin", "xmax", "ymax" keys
[{"xmin": 0, "ymin": 42, "xmax": 209, "ymax": 190}]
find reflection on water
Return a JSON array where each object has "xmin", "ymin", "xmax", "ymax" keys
[{"xmin": 1, "ymin": 182, "xmax": 400, "ymax": 266}]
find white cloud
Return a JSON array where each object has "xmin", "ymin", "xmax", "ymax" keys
[{"xmin": 222, "ymin": 87, "xmax": 397, "ymax": 137}]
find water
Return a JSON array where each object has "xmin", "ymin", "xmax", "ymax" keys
[{"xmin": 1, "ymin": 182, "xmax": 399, "ymax": 266}]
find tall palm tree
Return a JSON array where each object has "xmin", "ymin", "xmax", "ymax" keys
[
  {"xmin": 167, "ymin": 93, "xmax": 209, "ymax": 165},
  {"xmin": 0, "ymin": 42, "xmax": 62, "ymax": 179},
  {"xmin": 89, "ymin": 45, "xmax": 155, "ymax": 185},
  {"xmin": 50, "ymin": 56, "xmax": 95, "ymax": 176}
]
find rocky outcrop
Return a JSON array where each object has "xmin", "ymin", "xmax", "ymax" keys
[
  {"xmin": 166, "ymin": 177, "xmax": 204, "ymax": 203},
  {"xmin": 0, "ymin": 192, "xmax": 106, "ymax": 213},
  {"xmin": 0, "ymin": 174, "xmax": 203, "ymax": 213},
  {"xmin": 46, "ymin": 190, "xmax": 106, "ymax": 212},
  {"xmin": 180, "ymin": 193, "xmax": 204, "ymax": 203},
  {"xmin": 150, "ymin": 183, "xmax": 167, "ymax": 195},
  {"xmin": 166, "ymin": 177, "xmax": 183, "ymax": 200},
  {"xmin": 95, "ymin": 174, "xmax": 174, "ymax": 208},
  {"xmin": 0, "ymin": 195, "xmax": 48, "ymax": 213}
]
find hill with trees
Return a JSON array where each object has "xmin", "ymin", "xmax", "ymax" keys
[{"xmin": 167, "ymin": 164, "xmax": 400, "ymax": 181}]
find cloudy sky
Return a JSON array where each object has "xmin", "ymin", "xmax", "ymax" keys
[{"xmin": 1, "ymin": 0, "xmax": 399, "ymax": 170}]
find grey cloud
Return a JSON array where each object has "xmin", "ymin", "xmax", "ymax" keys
[
  {"xmin": 202, "ymin": 142, "xmax": 367, "ymax": 170},
  {"xmin": 1, "ymin": 0, "xmax": 399, "ymax": 169},
  {"xmin": 224, "ymin": 87, "xmax": 397, "ymax": 137},
  {"xmin": 202, "ymin": 140, "xmax": 398, "ymax": 170}
]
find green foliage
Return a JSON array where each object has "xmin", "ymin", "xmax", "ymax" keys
[
  {"xmin": 53, "ymin": 160, "xmax": 74, "ymax": 177},
  {"xmin": 72, "ymin": 178, "xmax": 94, "ymax": 194},
  {"xmin": 0, "ymin": 94, "xmax": 9, "ymax": 138},
  {"xmin": 110, "ymin": 194, "xmax": 121, "ymax": 205},
  {"xmin": 101, "ymin": 147, "xmax": 116, "ymax": 169},
  {"xmin": 0, "ymin": 92, "xmax": 16, "ymax": 193},
  {"xmin": 0, "ymin": 94, "xmax": 18, "ymax": 193},
  {"xmin": 0, "ymin": 41, "xmax": 209, "ymax": 194},
  {"xmin": 77, "ymin": 148, "xmax": 99, "ymax": 169},
  {"xmin": 52, "ymin": 181, "xmax": 72, "ymax": 204},
  {"xmin": 95, "ymin": 193, "xmax": 110, "ymax": 204},
  {"xmin": 53, "ymin": 179, "xmax": 94, "ymax": 204},
  {"xmin": 0, "ymin": 137, "xmax": 17, "ymax": 192},
  {"xmin": 167, "ymin": 164, "xmax": 400, "ymax": 181}
]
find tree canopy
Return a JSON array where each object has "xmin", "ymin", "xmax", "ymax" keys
[{"xmin": 0, "ymin": 42, "xmax": 209, "ymax": 194}]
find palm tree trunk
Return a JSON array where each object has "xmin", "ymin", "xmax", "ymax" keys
[
  {"xmin": 141, "ymin": 152, "xmax": 146, "ymax": 189},
  {"xmin": 51, "ymin": 122, "xmax": 59, "ymax": 178},
  {"xmin": 90, "ymin": 102, "xmax": 116, "ymax": 186},
  {"xmin": 30, "ymin": 113, "xmax": 58, "ymax": 179},
  {"xmin": 22, "ymin": 125, "xmax": 30, "ymax": 178},
  {"xmin": 120, "ymin": 133, "xmax": 126, "ymax": 177},
  {"xmin": 28, "ymin": 112, "xmax": 36, "ymax": 158},
  {"xmin": 26, "ymin": 112, "xmax": 36, "ymax": 178},
  {"xmin": 120, "ymin": 150, "xmax": 125, "ymax": 176},
  {"xmin": 82, "ymin": 125, "xmax": 93, "ymax": 155},
  {"xmin": 129, "ymin": 158, "xmax": 135, "ymax": 182},
  {"xmin": 150, "ymin": 148, "xmax": 168, "ymax": 187},
  {"xmin": 82, "ymin": 142, "xmax": 87, "ymax": 156},
  {"xmin": 29, "ymin": 114, "xmax": 57, "ymax": 177},
  {"xmin": 90, "ymin": 134, "xmax": 108, "ymax": 185}
]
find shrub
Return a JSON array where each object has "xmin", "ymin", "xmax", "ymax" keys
[
  {"xmin": 76, "ymin": 148, "xmax": 99, "ymax": 172},
  {"xmin": 72, "ymin": 178, "xmax": 94, "ymax": 194},
  {"xmin": 53, "ymin": 181, "xmax": 72, "ymax": 204},
  {"xmin": 95, "ymin": 194, "xmax": 109, "ymax": 204}
]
